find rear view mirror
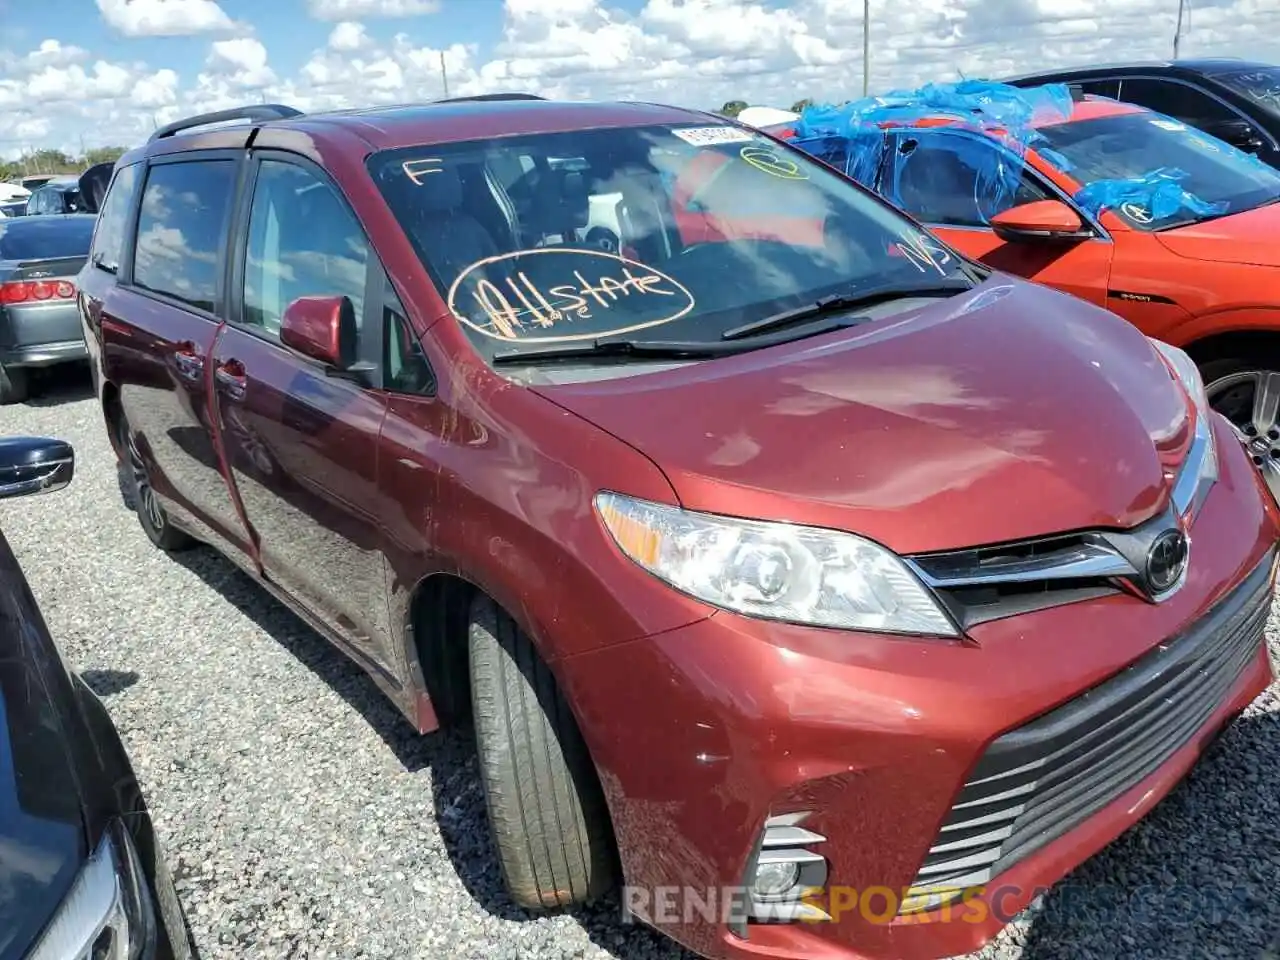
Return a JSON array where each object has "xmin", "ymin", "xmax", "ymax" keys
[
  {"xmin": 0, "ymin": 437, "xmax": 74, "ymax": 500},
  {"xmin": 990, "ymin": 200, "xmax": 1090, "ymax": 243},
  {"xmin": 280, "ymin": 295, "xmax": 369, "ymax": 383}
]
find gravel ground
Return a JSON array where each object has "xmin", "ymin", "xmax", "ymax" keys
[{"xmin": 2, "ymin": 365, "xmax": 1280, "ymax": 960}]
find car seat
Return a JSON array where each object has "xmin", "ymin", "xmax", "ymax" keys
[
  {"xmin": 406, "ymin": 166, "xmax": 503, "ymax": 285},
  {"xmin": 527, "ymin": 170, "xmax": 591, "ymax": 247}
]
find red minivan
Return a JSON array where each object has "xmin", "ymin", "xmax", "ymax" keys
[{"xmin": 78, "ymin": 96, "xmax": 1279, "ymax": 960}]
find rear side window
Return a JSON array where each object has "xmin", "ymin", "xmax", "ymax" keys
[
  {"xmin": 132, "ymin": 160, "xmax": 236, "ymax": 313},
  {"xmin": 90, "ymin": 163, "xmax": 141, "ymax": 274},
  {"xmin": 0, "ymin": 216, "xmax": 95, "ymax": 260}
]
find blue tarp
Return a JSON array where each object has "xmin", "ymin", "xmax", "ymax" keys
[
  {"xmin": 785, "ymin": 79, "xmax": 1226, "ymax": 227},
  {"xmin": 788, "ymin": 80, "xmax": 1075, "ymax": 218},
  {"xmin": 1072, "ymin": 167, "xmax": 1229, "ymax": 223}
]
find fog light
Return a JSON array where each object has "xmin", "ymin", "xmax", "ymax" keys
[{"xmin": 752, "ymin": 859, "xmax": 800, "ymax": 898}]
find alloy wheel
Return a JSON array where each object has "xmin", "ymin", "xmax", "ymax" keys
[
  {"xmin": 1205, "ymin": 369, "xmax": 1280, "ymax": 505},
  {"xmin": 126, "ymin": 429, "xmax": 167, "ymax": 533}
]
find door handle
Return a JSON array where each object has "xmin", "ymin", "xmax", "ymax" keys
[
  {"xmin": 172, "ymin": 340, "xmax": 204, "ymax": 381},
  {"xmin": 214, "ymin": 358, "xmax": 247, "ymax": 401}
]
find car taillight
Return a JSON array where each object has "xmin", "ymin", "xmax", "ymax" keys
[{"xmin": 0, "ymin": 279, "xmax": 77, "ymax": 304}]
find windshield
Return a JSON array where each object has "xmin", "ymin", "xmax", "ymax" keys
[
  {"xmin": 368, "ymin": 123, "xmax": 970, "ymax": 363},
  {"xmin": 0, "ymin": 216, "xmax": 94, "ymax": 260},
  {"xmin": 1216, "ymin": 66, "xmax": 1280, "ymax": 116},
  {"xmin": 1035, "ymin": 111, "xmax": 1280, "ymax": 230}
]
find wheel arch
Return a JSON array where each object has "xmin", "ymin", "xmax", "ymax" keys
[
  {"xmin": 101, "ymin": 378, "xmax": 124, "ymax": 458},
  {"xmin": 1181, "ymin": 328, "xmax": 1280, "ymax": 368},
  {"xmin": 402, "ymin": 567, "xmax": 624, "ymax": 872}
]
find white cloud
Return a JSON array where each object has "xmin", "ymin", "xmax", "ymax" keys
[
  {"xmin": 24, "ymin": 40, "xmax": 89, "ymax": 69},
  {"xmin": 208, "ymin": 37, "xmax": 277, "ymax": 88},
  {"xmin": 328, "ymin": 21, "xmax": 370, "ymax": 51},
  {"xmin": 132, "ymin": 68, "xmax": 180, "ymax": 108},
  {"xmin": 307, "ymin": 0, "xmax": 440, "ymax": 20},
  {"xmin": 10, "ymin": 0, "xmax": 1280, "ymax": 157},
  {"xmin": 96, "ymin": 0, "xmax": 236, "ymax": 37}
]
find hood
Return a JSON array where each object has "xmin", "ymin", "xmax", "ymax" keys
[
  {"xmin": 533, "ymin": 277, "xmax": 1191, "ymax": 555},
  {"xmin": 1154, "ymin": 201, "xmax": 1280, "ymax": 267},
  {"xmin": 0, "ymin": 534, "xmax": 86, "ymax": 960}
]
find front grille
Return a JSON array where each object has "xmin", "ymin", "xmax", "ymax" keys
[{"xmin": 906, "ymin": 551, "xmax": 1274, "ymax": 908}]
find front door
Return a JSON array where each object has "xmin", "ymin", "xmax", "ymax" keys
[
  {"xmin": 883, "ymin": 128, "xmax": 1115, "ymax": 307},
  {"xmin": 209, "ymin": 154, "xmax": 393, "ymax": 671}
]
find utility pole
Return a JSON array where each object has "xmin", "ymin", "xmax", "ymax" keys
[
  {"xmin": 440, "ymin": 50, "xmax": 450, "ymax": 98},
  {"xmin": 862, "ymin": 0, "xmax": 870, "ymax": 96},
  {"xmin": 1174, "ymin": 0, "xmax": 1187, "ymax": 58}
]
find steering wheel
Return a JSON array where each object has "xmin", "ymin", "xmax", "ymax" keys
[{"xmin": 584, "ymin": 226, "xmax": 621, "ymax": 254}]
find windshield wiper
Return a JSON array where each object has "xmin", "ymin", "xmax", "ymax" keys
[
  {"xmin": 721, "ymin": 276, "xmax": 975, "ymax": 341},
  {"xmin": 492, "ymin": 317, "xmax": 869, "ymax": 366},
  {"xmin": 492, "ymin": 337, "xmax": 743, "ymax": 365}
]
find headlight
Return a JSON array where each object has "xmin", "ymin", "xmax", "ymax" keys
[
  {"xmin": 594, "ymin": 492, "xmax": 959, "ymax": 636},
  {"xmin": 28, "ymin": 821, "xmax": 156, "ymax": 960},
  {"xmin": 1150, "ymin": 339, "xmax": 1219, "ymax": 518}
]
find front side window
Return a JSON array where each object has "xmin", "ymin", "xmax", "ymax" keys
[
  {"xmin": 132, "ymin": 160, "xmax": 236, "ymax": 312},
  {"xmin": 367, "ymin": 123, "xmax": 970, "ymax": 365},
  {"xmin": 90, "ymin": 162, "xmax": 140, "ymax": 274},
  {"xmin": 1116, "ymin": 78, "xmax": 1237, "ymax": 125},
  {"xmin": 242, "ymin": 160, "xmax": 369, "ymax": 337},
  {"xmin": 1035, "ymin": 111, "xmax": 1280, "ymax": 230},
  {"xmin": 885, "ymin": 130, "xmax": 1050, "ymax": 227}
]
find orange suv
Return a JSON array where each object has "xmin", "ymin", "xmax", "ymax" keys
[{"xmin": 786, "ymin": 85, "xmax": 1280, "ymax": 502}]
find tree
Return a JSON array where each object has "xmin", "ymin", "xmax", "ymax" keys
[
  {"xmin": 790, "ymin": 98, "xmax": 814, "ymax": 113},
  {"xmin": 0, "ymin": 145, "xmax": 131, "ymax": 184},
  {"xmin": 718, "ymin": 100, "xmax": 748, "ymax": 118},
  {"xmin": 83, "ymin": 146, "xmax": 128, "ymax": 166}
]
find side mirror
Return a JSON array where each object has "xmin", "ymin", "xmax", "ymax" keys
[
  {"xmin": 990, "ymin": 200, "xmax": 1090, "ymax": 243},
  {"xmin": 1204, "ymin": 118, "xmax": 1265, "ymax": 153},
  {"xmin": 0, "ymin": 437, "xmax": 74, "ymax": 501},
  {"xmin": 280, "ymin": 295, "xmax": 370, "ymax": 383}
]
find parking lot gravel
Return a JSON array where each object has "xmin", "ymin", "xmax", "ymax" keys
[{"xmin": 3, "ymin": 366, "xmax": 1280, "ymax": 960}]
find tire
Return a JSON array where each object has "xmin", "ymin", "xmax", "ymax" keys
[
  {"xmin": 468, "ymin": 595, "xmax": 616, "ymax": 910},
  {"xmin": 1202, "ymin": 355, "xmax": 1280, "ymax": 503},
  {"xmin": 1201, "ymin": 355, "xmax": 1280, "ymax": 424},
  {"xmin": 0, "ymin": 364, "xmax": 29, "ymax": 405},
  {"xmin": 116, "ymin": 414, "xmax": 195, "ymax": 552}
]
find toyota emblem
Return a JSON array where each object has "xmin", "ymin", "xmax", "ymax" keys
[{"xmin": 1146, "ymin": 529, "xmax": 1189, "ymax": 595}]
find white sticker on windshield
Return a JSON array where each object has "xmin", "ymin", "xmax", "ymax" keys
[
  {"xmin": 671, "ymin": 126, "xmax": 757, "ymax": 146},
  {"xmin": 1150, "ymin": 119, "xmax": 1186, "ymax": 132}
]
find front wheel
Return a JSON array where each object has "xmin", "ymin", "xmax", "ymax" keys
[
  {"xmin": 468, "ymin": 595, "xmax": 616, "ymax": 910},
  {"xmin": 116, "ymin": 415, "xmax": 195, "ymax": 552},
  {"xmin": 1203, "ymin": 359, "xmax": 1280, "ymax": 504}
]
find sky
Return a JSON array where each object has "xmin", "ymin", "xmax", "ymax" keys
[{"xmin": 1, "ymin": 0, "xmax": 1279, "ymax": 159}]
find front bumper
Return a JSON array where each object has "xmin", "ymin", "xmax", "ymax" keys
[{"xmin": 559, "ymin": 424, "xmax": 1280, "ymax": 960}]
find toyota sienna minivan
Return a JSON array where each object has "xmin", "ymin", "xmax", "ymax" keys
[{"xmin": 78, "ymin": 95, "xmax": 1280, "ymax": 960}]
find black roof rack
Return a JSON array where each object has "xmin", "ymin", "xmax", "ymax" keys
[
  {"xmin": 434, "ymin": 93, "xmax": 547, "ymax": 104},
  {"xmin": 148, "ymin": 104, "xmax": 303, "ymax": 143}
]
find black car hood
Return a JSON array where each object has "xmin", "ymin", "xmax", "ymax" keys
[{"xmin": 0, "ymin": 535, "xmax": 86, "ymax": 959}]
